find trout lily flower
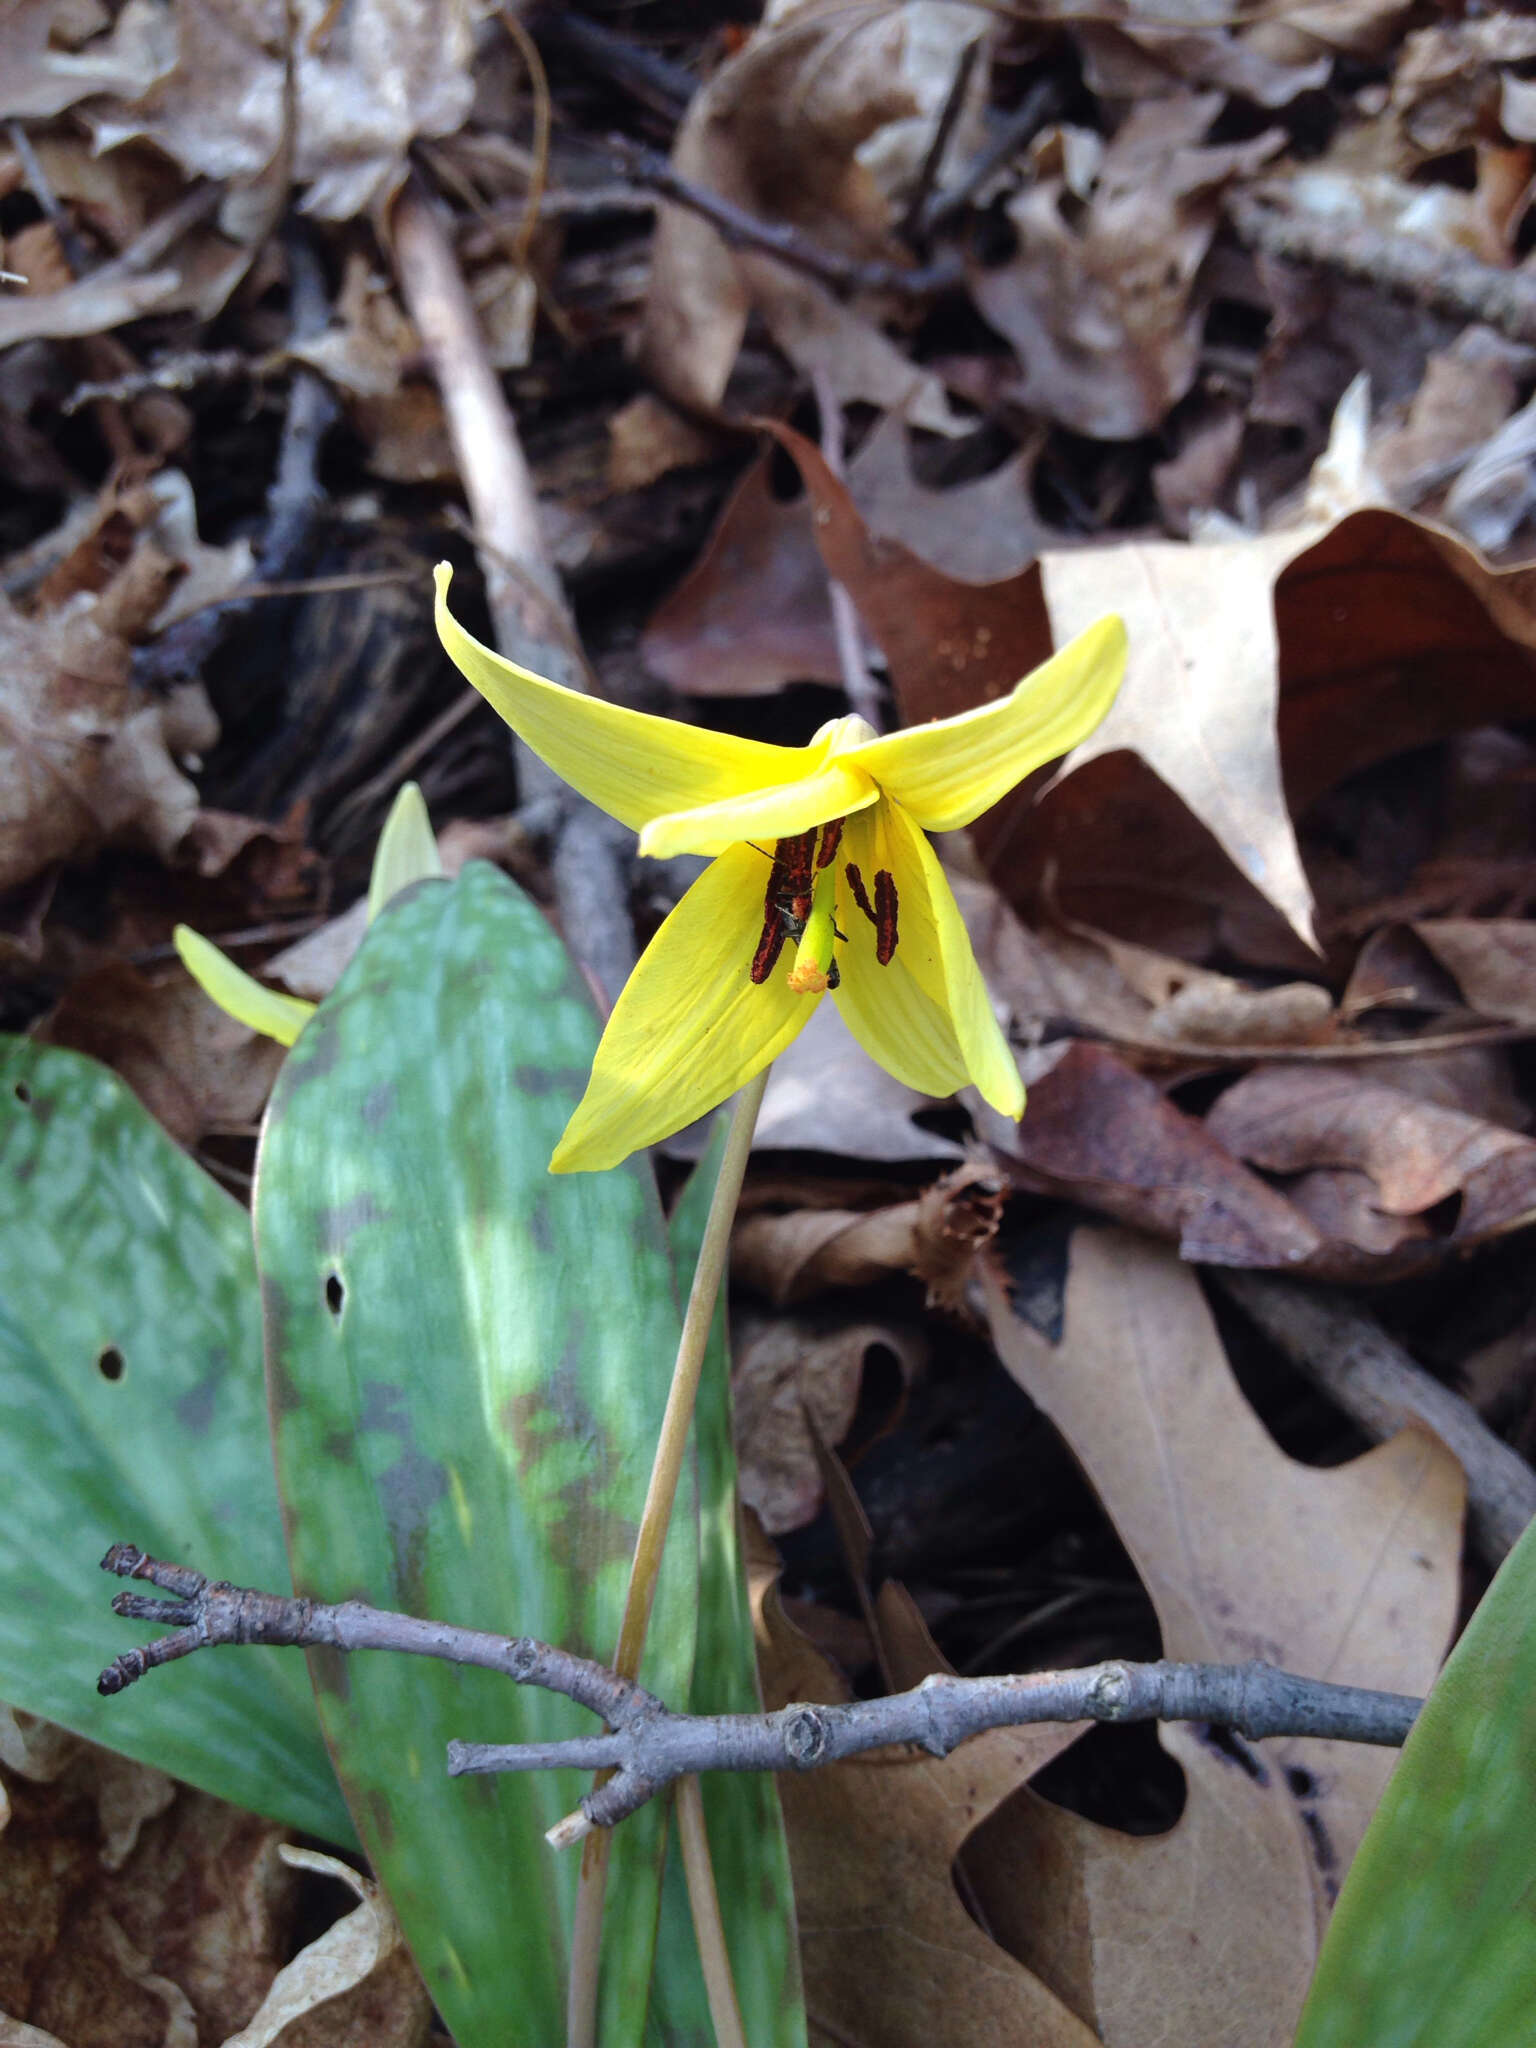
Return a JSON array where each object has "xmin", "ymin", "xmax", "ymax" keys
[{"xmin": 435, "ymin": 564, "xmax": 1125, "ymax": 1174}]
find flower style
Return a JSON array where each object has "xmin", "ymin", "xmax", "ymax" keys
[{"xmin": 435, "ymin": 564, "xmax": 1125, "ymax": 1174}]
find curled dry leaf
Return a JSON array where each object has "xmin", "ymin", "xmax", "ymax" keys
[
  {"xmin": 73, "ymin": 0, "xmax": 476, "ymax": 221},
  {"xmin": 0, "ymin": 549, "xmax": 218, "ymax": 895},
  {"xmin": 1207, "ymin": 1064, "xmax": 1536, "ymax": 1247},
  {"xmin": 974, "ymin": 1224, "xmax": 1463, "ymax": 2046},
  {"xmin": 733, "ymin": 1162, "xmax": 1005, "ymax": 1311},
  {"xmin": 968, "ymin": 97, "xmax": 1284, "ymax": 439},
  {"xmin": 747, "ymin": 1522, "xmax": 1095, "ymax": 2048},
  {"xmin": 639, "ymin": 1, "xmax": 969, "ymax": 432},
  {"xmin": 732, "ymin": 1314, "xmax": 928, "ymax": 1535},
  {"xmin": 219, "ymin": 1847, "xmax": 430, "ymax": 2048}
]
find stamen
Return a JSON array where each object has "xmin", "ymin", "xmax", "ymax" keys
[
  {"xmin": 816, "ymin": 817, "xmax": 845, "ymax": 869},
  {"xmin": 751, "ymin": 910, "xmax": 789, "ymax": 985},
  {"xmin": 844, "ymin": 863, "xmax": 899, "ymax": 964},
  {"xmin": 845, "ymin": 862, "xmax": 876, "ymax": 924},
  {"xmin": 873, "ymin": 869, "xmax": 899, "ymax": 965}
]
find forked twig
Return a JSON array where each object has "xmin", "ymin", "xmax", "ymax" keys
[{"xmin": 99, "ymin": 1546, "xmax": 1422, "ymax": 1835}]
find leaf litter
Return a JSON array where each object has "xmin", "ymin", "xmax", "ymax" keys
[{"xmin": 5, "ymin": 0, "xmax": 1536, "ymax": 2039}]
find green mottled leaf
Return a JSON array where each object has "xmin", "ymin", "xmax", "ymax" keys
[
  {"xmin": 0, "ymin": 1040, "xmax": 350, "ymax": 1845},
  {"xmin": 255, "ymin": 863, "xmax": 699, "ymax": 2047},
  {"xmin": 650, "ymin": 1123, "xmax": 807, "ymax": 2046},
  {"xmin": 1295, "ymin": 1513, "xmax": 1536, "ymax": 2048}
]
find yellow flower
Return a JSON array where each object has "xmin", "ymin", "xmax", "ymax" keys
[{"xmin": 435, "ymin": 564, "xmax": 1125, "ymax": 1175}]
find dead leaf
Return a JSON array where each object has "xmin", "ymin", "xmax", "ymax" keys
[
  {"xmin": 1410, "ymin": 918, "xmax": 1536, "ymax": 1025},
  {"xmin": 1207, "ymin": 1063, "xmax": 1536, "ymax": 1246},
  {"xmin": 1040, "ymin": 527, "xmax": 1323, "ymax": 950},
  {"xmin": 0, "ymin": 552, "xmax": 218, "ymax": 894},
  {"xmin": 605, "ymin": 394, "xmax": 726, "ymax": 495},
  {"xmin": 845, "ymin": 413, "xmax": 1047, "ymax": 583},
  {"xmin": 974, "ymin": 1224, "xmax": 1463, "ymax": 2043},
  {"xmin": 732, "ymin": 1315, "xmax": 928, "ymax": 1535},
  {"xmin": 38, "ymin": 964, "xmax": 285, "ymax": 1148},
  {"xmin": 641, "ymin": 454, "xmax": 841, "ymax": 696},
  {"xmin": 968, "ymin": 98, "xmax": 1284, "ymax": 439},
  {"xmin": 0, "ymin": 1732, "xmax": 296, "ymax": 2046},
  {"xmin": 989, "ymin": 1040, "xmax": 1327, "ymax": 1270},
  {"xmin": 219, "ymin": 1846, "xmax": 430, "ymax": 2048},
  {"xmin": 752, "ymin": 997, "xmax": 965, "ymax": 1162},
  {"xmin": 733, "ymin": 1162, "xmax": 1004, "ymax": 1312},
  {"xmin": 639, "ymin": 2, "xmax": 969, "ymax": 432},
  {"xmin": 749, "ymin": 1523, "xmax": 1097, "ymax": 2048},
  {"xmin": 0, "ymin": 0, "xmax": 172, "ymax": 120},
  {"xmin": 81, "ymin": 0, "xmax": 477, "ymax": 221}
]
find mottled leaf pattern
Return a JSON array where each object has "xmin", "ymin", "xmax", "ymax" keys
[
  {"xmin": 0, "ymin": 1039, "xmax": 350, "ymax": 1845},
  {"xmin": 255, "ymin": 863, "xmax": 700, "ymax": 2046}
]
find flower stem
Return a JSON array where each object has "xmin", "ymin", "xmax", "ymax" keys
[
  {"xmin": 565, "ymin": 1065, "xmax": 770, "ymax": 2048},
  {"xmin": 677, "ymin": 1775, "xmax": 748, "ymax": 2048}
]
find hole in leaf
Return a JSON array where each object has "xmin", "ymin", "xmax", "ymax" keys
[
  {"xmin": 97, "ymin": 1346, "xmax": 125, "ymax": 1383},
  {"xmin": 324, "ymin": 1272, "xmax": 345, "ymax": 1319},
  {"xmin": 13, "ymin": 1081, "xmax": 30, "ymax": 1104}
]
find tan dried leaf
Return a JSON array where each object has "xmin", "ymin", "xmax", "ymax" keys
[
  {"xmin": 749, "ymin": 1526, "xmax": 1096, "ymax": 2048},
  {"xmin": 640, "ymin": 3, "xmax": 969, "ymax": 431},
  {"xmin": 733, "ymin": 1316, "xmax": 928, "ymax": 1534},
  {"xmin": 80, "ymin": 0, "xmax": 475, "ymax": 221},
  {"xmin": 969, "ymin": 97, "xmax": 1283, "ymax": 439},
  {"xmin": 976, "ymin": 1226, "xmax": 1463, "ymax": 2044},
  {"xmin": 0, "ymin": 554, "xmax": 217, "ymax": 894},
  {"xmin": 220, "ymin": 1847, "xmax": 430, "ymax": 2048},
  {"xmin": 1207, "ymin": 1064, "xmax": 1536, "ymax": 1240}
]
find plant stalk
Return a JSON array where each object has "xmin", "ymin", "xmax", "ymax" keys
[{"xmin": 565, "ymin": 1066, "xmax": 771, "ymax": 2048}]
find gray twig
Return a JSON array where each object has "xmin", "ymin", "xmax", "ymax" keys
[
  {"xmin": 602, "ymin": 132, "xmax": 962, "ymax": 301},
  {"xmin": 1215, "ymin": 1270, "xmax": 1536, "ymax": 1567},
  {"xmin": 1227, "ymin": 188, "xmax": 1536, "ymax": 350},
  {"xmin": 132, "ymin": 225, "xmax": 337, "ymax": 690},
  {"xmin": 100, "ymin": 1546, "xmax": 1423, "ymax": 1835}
]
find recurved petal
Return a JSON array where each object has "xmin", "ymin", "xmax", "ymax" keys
[
  {"xmin": 829, "ymin": 807, "xmax": 972, "ymax": 1103},
  {"xmin": 436, "ymin": 564, "xmax": 811, "ymax": 834},
  {"xmin": 175, "ymin": 926, "xmax": 315, "ymax": 1047},
  {"xmin": 832, "ymin": 806, "xmax": 1022, "ymax": 1117},
  {"xmin": 550, "ymin": 845, "xmax": 814, "ymax": 1172},
  {"xmin": 638, "ymin": 759, "xmax": 877, "ymax": 859},
  {"xmin": 847, "ymin": 615, "xmax": 1126, "ymax": 832},
  {"xmin": 887, "ymin": 805, "xmax": 1024, "ymax": 1116}
]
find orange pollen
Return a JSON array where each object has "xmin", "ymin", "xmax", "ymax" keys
[{"xmin": 785, "ymin": 961, "xmax": 831, "ymax": 996}]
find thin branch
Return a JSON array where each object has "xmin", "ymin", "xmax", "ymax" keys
[
  {"xmin": 1227, "ymin": 188, "xmax": 1536, "ymax": 351},
  {"xmin": 1215, "ymin": 1271, "xmax": 1536, "ymax": 1566},
  {"xmin": 99, "ymin": 1546, "xmax": 1423, "ymax": 1835},
  {"xmin": 602, "ymin": 132, "xmax": 962, "ymax": 301}
]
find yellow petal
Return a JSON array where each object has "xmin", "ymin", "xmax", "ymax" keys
[
  {"xmin": 367, "ymin": 782, "xmax": 443, "ymax": 922},
  {"xmin": 847, "ymin": 615, "xmax": 1126, "ymax": 832},
  {"xmin": 435, "ymin": 564, "xmax": 813, "ymax": 833},
  {"xmin": 638, "ymin": 759, "xmax": 878, "ymax": 859},
  {"xmin": 551, "ymin": 845, "xmax": 812, "ymax": 1172},
  {"xmin": 831, "ymin": 805, "xmax": 1022, "ymax": 1117},
  {"xmin": 174, "ymin": 926, "xmax": 315, "ymax": 1047}
]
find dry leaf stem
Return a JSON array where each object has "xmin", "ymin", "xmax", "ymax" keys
[
  {"xmin": 389, "ymin": 176, "xmax": 637, "ymax": 1005},
  {"xmin": 1217, "ymin": 1271, "xmax": 1536, "ymax": 1565},
  {"xmin": 564, "ymin": 1066, "xmax": 770, "ymax": 2048},
  {"xmin": 101, "ymin": 1544, "xmax": 1424, "ymax": 1825},
  {"xmin": 604, "ymin": 132, "xmax": 962, "ymax": 301}
]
